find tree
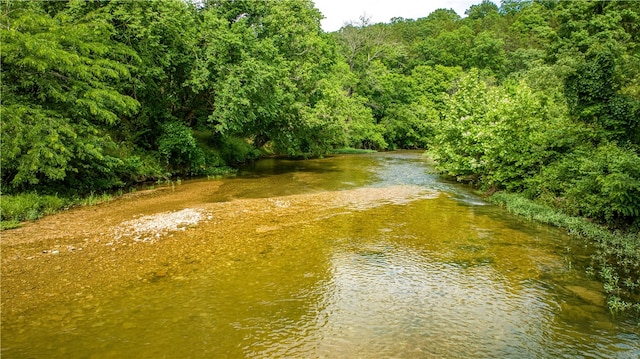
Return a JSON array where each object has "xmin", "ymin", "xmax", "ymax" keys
[
  {"xmin": 1, "ymin": 1, "xmax": 139, "ymax": 192},
  {"xmin": 469, "ymin": 30, "xmax": 506, "ymax": 74},
  {"xmin": 557, "ymin": 1, "xmax": 640, "ymax": 146},
  {"xmin": 415, "ymin": 25, "xmax": 474, "ymax": 68},
  {"xmin": 429, "ymin": 69, "xmax": 577, "ymax": 191},
  {"xmin": 337, "ymin": 16, "xmax": 392, "ymax": 74},
  {"xmin": 104, "ymin": 0, "xmax": 200, "ymax": 140},
  {"xmin": 190, "ymin": 0, "xmax": 340, "ymax": 156},
  {"xmin": 466, "ymin": 0, "xmax": 500, "ymax": 20},
  {"xmin": 564, "ymin": 49, "xmax": 639, "ymax": 144},
  {"xmin": 305, "ymin": 61, "xmax": 384, "ymax": 151}
]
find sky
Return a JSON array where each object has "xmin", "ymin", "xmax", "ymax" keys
[{"xmin": 313, "ymin": 0, "xmax": 490, "ymax": 32}]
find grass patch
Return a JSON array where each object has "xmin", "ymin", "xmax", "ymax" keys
[
  {"xmin": 75, "ymin": 191, "xmax": 119, "ymax": 207},
  {"xmin": 1, "ymin": 192, "xmax": 69, "ymax": 224},
  {"xmin": 1, "ymin": 219, "xmax": 21, "ymax": 230},
  {"xmin": 489, "ymin": 191, "xmax": 640, "ymax": 319},
  {"xmin": 0, "ymin": 191, "xmax": 119, "ymax": 230}
]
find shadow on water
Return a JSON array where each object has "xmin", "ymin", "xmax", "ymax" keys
[
  {"xmin": 214, "ymin": 154, "xmax": 381, "ymax": 201},
  {"xmin": 230, "ymin": 151, "xmax": 484, "ymax": 205},
  {"xmin": 238, "ymin": 155, "xmax": 343, "ymax": 177}
]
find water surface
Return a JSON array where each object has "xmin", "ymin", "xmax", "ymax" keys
[{"xmin": 1, "ymin": 151, "xmax": 638, "ymax": 358}]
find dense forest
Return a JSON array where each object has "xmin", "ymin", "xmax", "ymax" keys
[{"xmin": 1, "ymin": 0, "xmax": 639, "ymax": 314}]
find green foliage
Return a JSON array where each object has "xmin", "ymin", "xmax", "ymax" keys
[
  {"xmin": 1, "ymin": 4, "xmax": 139, "ymax": 124},
  {"xmin": 430, "ymin": 66, "xmax": 640, "ymax": 227},
  {"xmin": 1, "ymin": 105, "xmax": 76, "ymax": 188},
  {"xmin": 218, "ymin": 136, "xmax": 261, "ymax": 165},
  {"xmin": 337, "ymin": 16, "xmax": 395, "ymax": 74},
  {"xmin": 565, "ymin": 50, "xmax": 640, "ymax": 144},
  {"xmin": 0, "ymin": 220, "xmax": 21, "ymax": 231},
  {"xmin": 1, "ymin": 1, "xmax": 138, "ymax": 193},
  {"xmin": 345, "ymin": 113, "xmax": 388, "ymax": 150},
  {"xmin": 538, "ymin": 144, "xmax": 640, "ymax": 226},
  {"xmin": 303, "ymin": 61, "xmax": 384, "ymax": 152},
  {"xmin": 556, "ymin": 1, "xmax": 640, "ymax": 146},
  {"xmin": 417, "ymin": 26, "xmax": 474, "ymax": 68},
  {"xmin": 0, "ymin": 193, "xmax": 68, "ymax": 224},
  {"xmin": 429, "ymin": 70, "xmax": 508, "ymax": 184},
  {"xmin": 191, "ymin": 0, "xmax": 339, "ymax": 157},
  {"xmin": 158, "ymin": 121, "xmax": 205, "ymax": 175},
  {"xmin": 107, "ymin": 0, "xmax": 201, "ymax": 156},
  {"xmin": 380, "ymin": 103, "xmax": 435, "ymax": 149},
  {"xmin": 469, "ymin": 31, "xmax": 506, "ymax": 74},
  {"xmin": 465, "ymin": 0, "xmax": 500, "ymax": 20},
  {"xmin": 115, "ymin": 153, "xmax": 163, "ymax": 183},
  {"xmin": 0, "ymin": 103, "xmax": 133, "ymax": 193}
]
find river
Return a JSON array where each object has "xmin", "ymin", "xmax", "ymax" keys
[{"xmin": 1, "ymin": 151, "xmax": 638, "ymax": 358}]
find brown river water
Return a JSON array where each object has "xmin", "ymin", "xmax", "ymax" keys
[{"xmin": 1, "ymin": 151, "xmax": 638, "ymax": 358}]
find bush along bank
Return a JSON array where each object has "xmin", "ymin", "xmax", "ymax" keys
[{"xmin": 489, "ymin": 192, "xmax": 640, "ymax": 320}]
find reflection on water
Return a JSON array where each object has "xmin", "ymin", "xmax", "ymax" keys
[{"xmin": 2, "ymin": 151, "xmax": 639, "ymax": 358}]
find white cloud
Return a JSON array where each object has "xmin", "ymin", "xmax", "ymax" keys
[{"xmin": 313, "ymin": 0, "xmax": 488, "ymax": 32}]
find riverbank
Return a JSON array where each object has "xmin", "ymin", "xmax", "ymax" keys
[
  {"xmin": 0, "ymin": 149, "xmax": 375, "ymax": 230},
  {"xmin": 0, "ymin": 177, "xmax": 235, "ymax": 231},
  {"xmin": 0, "ymin": 191, "xmax": 119, "ymax": 230},
  {"xmin": 488, "ymin": 191, "xmax": 640, "ymax": 319}
]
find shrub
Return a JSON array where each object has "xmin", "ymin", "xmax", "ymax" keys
[
  {"xmin": 158, "ymin": 121, "xmax": 206, "ymax": 175},
  {"xmin": 537, "ymin": 144, "xmax": 640, "ymax": 227},
  {"xmin": 218, "ymin": 136, "xmax": 261, "ymax": 165}
]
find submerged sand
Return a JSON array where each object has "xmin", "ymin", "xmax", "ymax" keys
[{"xmin": 1, "ymin": 179, "xmax": 435, "ymax": 318}]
